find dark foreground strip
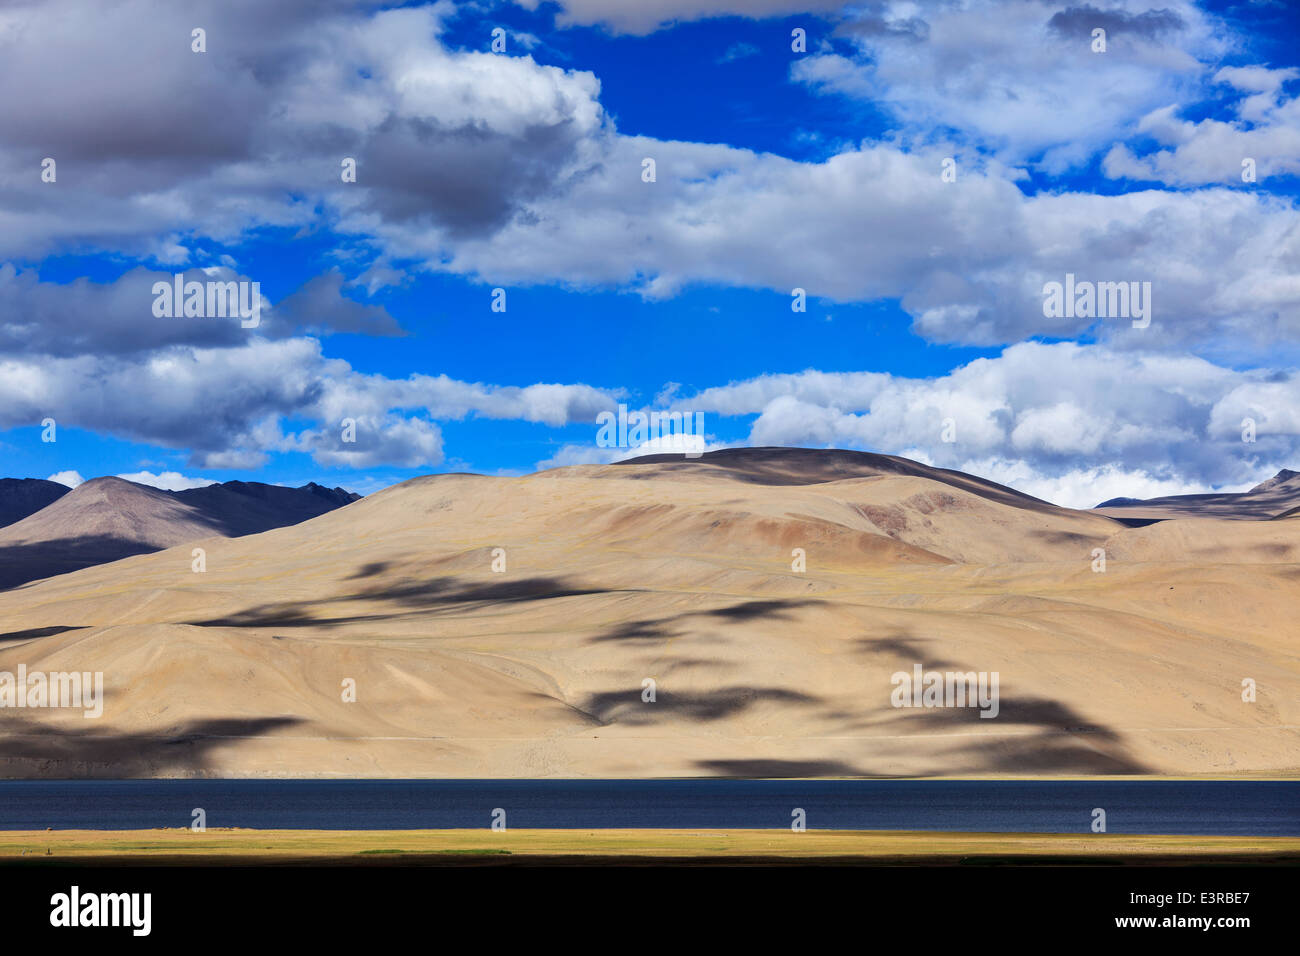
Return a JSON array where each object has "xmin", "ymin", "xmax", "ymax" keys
[
  {"xmin": 0, "ymin": 861, "xmax": 1291, "ymax": 943},
  {"xmin": 1, "ymin": 851, "xmax": 1298, "ymax": 866}
]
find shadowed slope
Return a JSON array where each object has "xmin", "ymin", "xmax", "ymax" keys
[
  {"xmin": 0, "ymin": 477, "xmax": 359, "ymax": 589},
  {"xmin": 0, "ymin": 478, "xmax": 71, "ymax": 529}
]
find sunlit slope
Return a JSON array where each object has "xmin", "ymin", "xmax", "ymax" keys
[{"xmin": 0, "ymin": 450, "xmax": 1295, "ymax": 778}]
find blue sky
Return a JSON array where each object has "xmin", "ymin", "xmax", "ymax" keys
[{"xmin": 1, "ymin": 0, "xmax": 1298, "ymax": 506}]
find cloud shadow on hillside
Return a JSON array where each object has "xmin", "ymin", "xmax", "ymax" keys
[
  {"xmin": 582, "ymin": 686, "xmax": 818, "ymax": 726},
  {"xmin": 189, "ymin": 575, "xmax": 621, "ymax": 630},
  {"xmin": 0, "ymin": 625, "xmax": 89, "ymax": 645},
  {"xmin": 589, "ymin": 598, "xmax": 821, "ymax": 645},
  {"xmin": 854, "ymin": 628, "xmax": 1148, "ymax": 774},
  {"xmin": 0, "ymin": 534, "xmax": 161, "ymax": 590},
  {"xmin": 0, "ymin": 715, "xmax": 302, "ymax": 776}
]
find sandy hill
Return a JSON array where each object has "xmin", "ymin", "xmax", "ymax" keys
[
  {"xmin": 0, "ymin": 477, "xmax": 358, "ymax": 590},
  {"xmin": 1095, "ymin": 468, "xmax": 1300, "ymax": 520},
  {"xmin": 617, "ymin": 446, "xmax": 1059, "ymax": 506},
  {"xmin": 0, "ymin": 478, "xmax": 70, "ymax": 529},
  {"xmin": 578, "ymin": 448, "xmax": 1126, "ymax": 566},
  {"xmin": 0, "ymin": 448, "xmax": 1294, "ymax": 780}
]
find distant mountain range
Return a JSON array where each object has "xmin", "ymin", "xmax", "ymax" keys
[
  {"xmin": 0, "ymin": 446, "xmax": 1295, "ymax": 779},
  {"xmin": 0, "ymin": 478, "xmax": 70, "ymax": 529},
  {"xmin": 0, "ymin": 477, "xmax": 359, "ymax": 589},
  {"xmin": 1095, "ymin": 469, "xmax": 1300, "ymax": 520},
  {"xmin": 3, "ymin": 459, "xmax": 1296, "ymax": 595}
]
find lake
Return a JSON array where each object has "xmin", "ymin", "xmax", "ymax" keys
[{"xmin": 0, "ymin": 779, "xmax": 1295, "ymax": 834}]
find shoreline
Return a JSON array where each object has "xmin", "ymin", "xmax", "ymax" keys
[
  {"xmin": 3, "ymin": 828, "xmax": 1298, "ymax": 867},
  {"xmin": 0, "ymin": 773, "xmax": 1297, "ymax": 782}
]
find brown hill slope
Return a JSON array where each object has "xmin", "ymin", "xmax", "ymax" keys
[
  {"xmin": 618, "ymin": 446, "xmax": 1068, "ymax": 511},
  {"xmin": 0, "ymin": 449, "xmax": 1294, "ymax": 779},
  {"xmin": 0, "ymin": 477, "xmax": 358, "ymax": 590}
]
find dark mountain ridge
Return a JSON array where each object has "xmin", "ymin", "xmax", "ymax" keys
[{"xmin": 0, "ymin": 477, "xmax": 360, "ymax": 590}]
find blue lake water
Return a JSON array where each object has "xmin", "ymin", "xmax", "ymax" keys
[{"xmin": 0, "ymin": 779, "xmax": 1295, "ymax": 834}]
